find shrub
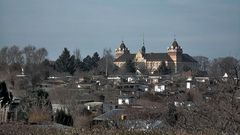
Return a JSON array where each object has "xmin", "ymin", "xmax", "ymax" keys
[
  {"xmin": 55, "ymin": 109, "xmax": 73, "ymax": 126},
  {"xmin": 17, "ymin": 89, "xmax": 52, "ymax": 123}
]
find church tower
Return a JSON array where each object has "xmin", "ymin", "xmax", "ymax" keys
[
  {"xmin": 140, "ymin": 34, "xmax": 146, "ymax": 55},
  {"xmin": 167, "ymin": 39, "xmax": 183, "ymax": 73},
  {"xmin": 115, "ymin": 41, "xmax": 130, "ymax": 59}
]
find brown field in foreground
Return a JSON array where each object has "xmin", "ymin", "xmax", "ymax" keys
[{"xmin": 0, "ymin": 123, "xmax": 219, "ymax": 135}]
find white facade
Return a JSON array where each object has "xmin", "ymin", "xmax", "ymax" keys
[
  {"xmin": 127, "ymin": 77, "xmax": 136, "ymax": 83},
  {"xmin": 186, "ymin": 77, "xmax": 192, "ymax": 89},
  {"xmin": 154, "ymin": 85, "xmax": 165, "ymax": 92},
  {"xmin": 186, "ymin": 82, "xmax": 191, "ymax": 89},
  {"xmin": 195, "ymin": 77, "xmax": 209, "ymax": 83},
  {"xmin": 118, "ymin": 98, "xmax": 130, "ymax": 105}
]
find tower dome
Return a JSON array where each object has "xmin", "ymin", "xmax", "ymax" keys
[
  {"xmin": 120, "ymin": 41, "xmax": 126, "ymax": 50},
  {"xmin": 168, "ymin": 39, "xmax": 182, "ymax": 52},
  {"xmin": 115, "ymin": 41, "xmax": 130, "ymax": 59},
  {"xmin": 141, "ymin": 45, "xmax": 146, "ymax": 54},
  {"xmin": 171, "ymin": 40, "xmax": 179, "ymax": 48}
]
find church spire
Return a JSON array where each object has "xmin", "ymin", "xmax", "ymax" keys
[
  {"xmin": 141, "ymin": 33, "xmax": 146, "ymax": 54},
  {"xmin": 143, "ymin": 33, "xmax": 145, "ymax": 46}
]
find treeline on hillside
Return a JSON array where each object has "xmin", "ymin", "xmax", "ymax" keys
[
  {"xmin": 0, "ymin": 45, "xmax": 140, "ymax": 76},
  {"xmin": 0, "ymin": 45, "xmax": 131, "ymax": 88}
]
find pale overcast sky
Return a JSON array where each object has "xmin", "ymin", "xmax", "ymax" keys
[{"xmin": 0, "ymin": 0, "xmax": 239, "ymax": 60}]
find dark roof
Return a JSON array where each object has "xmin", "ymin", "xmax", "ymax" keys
[
  {"xmin": 171, "ymin": 40, "xmax": 179, "ymax": 48},
  {"xmin": 114, "ymin": 53, "xmax": 173, "ymax": 62},
  {"xmin": 93, "ymin": 109, "xmax": 125, "ymax": 121},
  {"xmin": 120, "ymin": 41, "xmax": 126, "ymax": 49},
  {"xmin": 114, "ymin": 53, "xmax": 197, "ymax": 63},
  {"xmin": 144, "ymin": 53, "xmax": 172, "ymax": 61},
  {"xmin": 114, "ymin": 54, "xmax": 135, "ymax": 62},
  {"xmin": 182, "ymin": 54, "xmax": 198, "ymax": 63}
]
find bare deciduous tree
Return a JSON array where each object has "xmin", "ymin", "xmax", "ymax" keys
[
  {"xmin": 0, "ymin": 47, "xmax": 8, "ymax": 64},
  {"xmin": 97, "ymin": 48, "xmax": 115, "ymax": 76},
  {"xmin": 7, "ymin": 45, "xmax": 24, "ymax": 65},
  {"xmin": 193, "ymin": 56, "xmax": 210, "ymax": 71},
  {"xmin": 175, "ymin": 57, "xmax": 240, "ymax": 134},
  {"xmin": 74, "ymin": 48, "xmax": 81, "ymax": 60},
  {"xmin": 23, "ymin": 45, "xmax": 36, "ymax": 64},
  {"xmin": 34, "ymin": 48, "xmax": 48, "ymax": 64}
]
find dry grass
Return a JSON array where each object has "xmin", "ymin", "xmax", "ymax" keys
[
  {"xmin": 73, "ymin": 116, "xmax": 92, "ymax": 128},
  {"xmin": 0, "ymin": 123, "xmax": 220, "ymax": 135},
  {"xmin": 28, "ymin": 107, "xmax": 52, "ymax": 124}
]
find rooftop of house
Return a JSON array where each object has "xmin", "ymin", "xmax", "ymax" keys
[{"xmin": 93, "ymin": 109, "xmax": 125, "ymax": 121}]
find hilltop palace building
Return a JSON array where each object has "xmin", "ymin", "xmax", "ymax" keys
[{"xmin": 113, "ymin": 39, "xmax": 198, "ymax": 73}]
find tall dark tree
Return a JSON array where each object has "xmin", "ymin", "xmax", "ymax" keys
[
  {"xmin": 75, "ymin": 52, "xmax": 100, "ymax": 72},
  {"xmin": 82, "ymin": 55, "xmax": 93, "ymax": 71},
  {"xmin": 55, "ymin": 48, "xmax": 70, "ymax": 72},
  {"xmin": 73, "ymin": 48, "xmax": 84, "ymax": 72},
  {"xmin": 92, "ymin": 52, "xmax": 100, "ymax": 68},
  {"xmin": 68, "ymin": 55, "xmax": 76, "ymax": 75},
  {"xmin": 0, "ymin": 81, "xmax": 13, "ymax": 107},
  {"xmin": 55, "ymin": 48, "xmax": 76, "ymax": 75},
  {"xmin": 125, "ymin": 59, "xmax": 136, "ymax": 73}
]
